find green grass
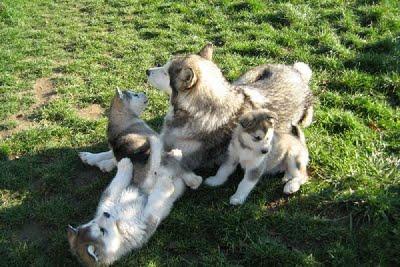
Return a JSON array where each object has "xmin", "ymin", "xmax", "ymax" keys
[{"xmin": 1, "ymin": 0, "xmax": 399, "ymax": 266}]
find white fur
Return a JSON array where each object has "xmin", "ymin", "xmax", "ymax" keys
[
  {"xmin": 125, "ymin": 91, "xmax": 148, "ymax": 116},
  {"xmin": 79, "ymin": 150, "xmax": 114, "ymax": 167},
  {"xmin": 146, "ymin": 62, "xmax": 172, "ymax": 95},
  {"xmin": 206, "ymin": 125, "xmax": 308, "ymax": 204},
  {"xmin": 74, "ymin": 156, "xmax": 186, "ymax": 265}
]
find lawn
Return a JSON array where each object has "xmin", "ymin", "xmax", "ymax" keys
[{"xmin": 0, "ymin": 0, "xmax": 399, "ymax": 266}]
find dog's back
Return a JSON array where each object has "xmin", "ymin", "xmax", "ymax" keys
[{"xmin": 237, "ymin": 63, "xmax": 313, "ymax": 132}]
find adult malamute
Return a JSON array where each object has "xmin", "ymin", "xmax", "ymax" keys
[{"xmin": 146, "ymin": 43, "xmax": 313, "ymax": 172}]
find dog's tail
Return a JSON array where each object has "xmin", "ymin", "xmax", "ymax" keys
[
  {"xmin": 291, "ymin": 124, "xmax": 306, "ymax": 146},
  {"xmin": 293, "ymin": 62, "xmax": 312, "ymax": 84}
]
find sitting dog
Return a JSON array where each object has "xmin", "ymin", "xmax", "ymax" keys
[
  {"xmin": 205, "ymin": 109, "xmax": 309, "ymax": 205},
  {"xmin": 146, "ymin": 43, "xmax": 313, "ymax": 175},
  {"xmin": 68, "ymin": 154, "xmax": 187, "ymax": 266},
  {"xmin": 79, "ymin": 89, "xmax": 202, "ymax": 190}
]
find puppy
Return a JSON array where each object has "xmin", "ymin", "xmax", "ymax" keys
[
  {"xmin": 79, "ymin": 89, "xmax": 202, "ymax": 191},
  {"xmin": 205, "ymin": 109, "xmax": 309, "ymax": 205},
  {"xmin": 68, "ymin": 155, "xmax": 187, "ymax": 266}
]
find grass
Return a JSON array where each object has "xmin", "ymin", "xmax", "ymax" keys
[{"xmin": 0, "ymin": 0, "xmax": 399, "ymax": 266}]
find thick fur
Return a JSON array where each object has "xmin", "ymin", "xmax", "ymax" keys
[
  {"xmin": 68, "ymin": 157, "xmax": 186, "ymax": 266},
  {"xmin": 205, "ymin": 110, "xmax": 309, "ymax": 204},
  {"xmin": 146, "ymin": 43, "xmax": 313, "ymax": 172},
  {"xmin": 79, "ymin": 89, "xmax": 202, "ymax": 190}
]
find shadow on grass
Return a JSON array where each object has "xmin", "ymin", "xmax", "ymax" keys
[{"xmin": 0, "ymin": 141, "xmax": 399, "ymax": 265}]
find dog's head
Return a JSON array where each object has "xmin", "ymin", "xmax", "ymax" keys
[
  {"xmin": 146, "ymin": 43, "xmax": 214, "ymax": 95},
  {"xmin": 238, "ymin": 109, "xmax": 278, "ymax": 155},
  {"xmin": 112, "ymin": 88, "xmax": 148, "ymax": 116},
  {"xmin": 146, "ymin": 44, "xmax": 230, "ymax": 112},
  {"xmin": 67, "ymin": 211, "xmax": 124, "ymax": 266}
]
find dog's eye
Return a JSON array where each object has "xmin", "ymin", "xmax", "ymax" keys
[
  {"xmin": 253, "ymin": 136, "xmax": 262, "ymax": 141},
  {"xmin": 100, "ymin": 227, "xmax": 106, "ymax": 235},
  {"xmin": 103, "ymin": 212, "xmax": 110, "ymax": 218},
  {"xmin": 133, "ymin": 93, "xmax": 138, "ymax": 97}
]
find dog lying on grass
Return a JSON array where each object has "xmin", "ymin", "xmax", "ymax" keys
[
  {"xmin": 205, "ymin": 109, "xmax": 309, "ymax": 204},
  {"xmin": 68, "ymin": 154, "xmax": 186, "ymax": 266}
]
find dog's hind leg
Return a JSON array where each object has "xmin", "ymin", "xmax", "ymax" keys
[
  {"xmin": 283, "ymin": 154, "xmax": 308, "ymax": 194},
  {"xmin": 101, "ymin": 158, "xmax": 133, "ymax": 203},
  {"xmin": 79, "ymin": 150, "xmax": 114, "ymax": 166},
  {"xmin": 97, "ymin": 158, "xmax": 117, "ymax": 172}
]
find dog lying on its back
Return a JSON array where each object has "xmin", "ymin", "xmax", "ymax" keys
[
  {"xmin": 68, "ymin": 154, "xmax": 187, "ymax": 266},
  {"xmin": 79, "ymin": 89, "xmax": 202, "ymax": 190},
  {"xmin": 205, "ymin": 109, "xmax": 309, "ymax": 204}
]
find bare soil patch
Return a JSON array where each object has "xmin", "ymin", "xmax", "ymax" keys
[
  {"xmin": 34, "ymin": 78, "xmax": 56, "ymax": 104},
  {"xmin": 76, "ymin": 104, "xmax": 104, "ymax": 120}
]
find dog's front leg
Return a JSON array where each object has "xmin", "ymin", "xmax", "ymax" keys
[
  {"xmin": 230, "ymin": 168, "xmax": 262, "ymax": 205},
  {"xmin": 205, "ymin": 156, "xmax": 238, "ymax": 187}
]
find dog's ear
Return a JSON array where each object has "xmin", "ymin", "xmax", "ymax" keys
[
  {"xmin": 239, "ymin": 112, "xmax": 254, "ymax": 129},
  {"xmin": 67, "ymin": 225, "xmax": 78, "ymax": 247},
  {"xmin": 116, "ymin": 87, "xmax": 123, "ymax": 99},
  {"xmin": 179, "ymin": 67, "xmax": 197, "ymax": 89},
  {"xmin": 198, "ymin": 43, "xmax": 213, "ymax": 61}
]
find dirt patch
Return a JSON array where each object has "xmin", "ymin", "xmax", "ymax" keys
[
  {"xmin": 76, "ymin": 104, "xmax": 104, "ymax": 120},
  {"xmin": 34, "ymin": 77, "xmax": 56, "ymax": 104},
  {"xmin": 16, "ymin": 221, "xmax": 47, "ymax": 244},
  {"xmin": 0, "ymin": 78, "xmax": 57, "ymax": 140},
  {"xmin": 0, "ymin": 114, "xmax": 35, "ymax": 140}
]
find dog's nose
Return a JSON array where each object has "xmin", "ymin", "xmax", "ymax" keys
[
  {"xmin": 261, "ymin": 149, "xmax": 268, "ymax": 154},
  {"xmin": 146, "ymin": 69, "xmax": 150, "ymax": 76}
]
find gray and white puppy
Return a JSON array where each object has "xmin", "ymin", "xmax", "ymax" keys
[
  {"xmin": 205, "ymin": 109, "xmax": 309, "ymax": 205},
  {"xmin": 146, "ymin": 43, "xmax": 313, "ymax": 173},
  {"xmin": 79, "ymin": 89, "xmax": 202, "ymax": 190}
]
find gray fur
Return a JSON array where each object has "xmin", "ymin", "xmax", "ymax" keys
[
  {"xmin": 155, "ymin": 45, "xmax": 314, "ymax": 173},
  {"xmin": 107, "ymin": 91, "xmax": 157, "ymax": 187}
]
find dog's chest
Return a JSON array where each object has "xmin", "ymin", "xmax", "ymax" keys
[{"xmin": 232, "ymin": 142, "xmax": 264, "ymax": 169}]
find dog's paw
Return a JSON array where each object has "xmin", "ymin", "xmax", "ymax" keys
[
  {"xmin": 282, "ymin": 174, "xmax": 291, "ymax": 183},
  {"xmin": 229, "ymin": 194, "xmax": 246, "ymax": 205},
  {"xmin": 185, "ymin": 174, "xmax": 203, "ymax": 190},
  {"xmin": 98, "ymin": 160, "xmax": 116, "ymax": 172},
  {"xmin": 283, "ymin": 179, "xmax": 302, "ymax": 194},
  {"xmin": 79, "ymin": 152, "xmax": 97, "ymax": 165},
  {"xmin": 118, "ymin": 158, "xmax": 133, "ymax": 172},
  {"xmin": 205, "ymin": 176, "xmax": 226, "ymax": 187},
  {"xmin": 168, "ymin": 149, "xmax": 182, "ymax": 160}
]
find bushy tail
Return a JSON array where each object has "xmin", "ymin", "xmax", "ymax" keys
[
  {"xmin": 291, "ymin": 124, "xmax": 306, "ymax": 145},
  {"xmin": 293, "ymin": 62, "xmax": 312, "ymax": 83}
]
